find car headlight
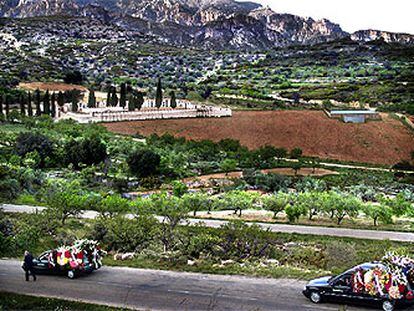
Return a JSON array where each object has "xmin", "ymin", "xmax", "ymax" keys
[{"xmin": 304, "ymin": 285, "xmax": 307, "ymax": 291}]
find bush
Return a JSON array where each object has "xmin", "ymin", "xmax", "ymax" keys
[
  {"xmin": 285, "ymin": 204, "xmax": 306, "ymax": 223},
  {"xmin": 16, "ymin": 132, "xmax": 54, "ymax": 168},
  {"xmin": 127, "ymin": 149, "xmax": 161, "ymax": 178},
  {"xmin": 64, "ymin": 136, "xmax": 107, "ymax": 169}
]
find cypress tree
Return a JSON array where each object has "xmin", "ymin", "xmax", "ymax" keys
[
  {"xmin": 5, "ymin": 95, "xmax": 10, "ymax": 117},
  {"xmin": 120, "ymin": 83, "xmax": 127, "ymax": 108},
  {"xmin": 111, "ymin": 87, "xmax": 118, "ymax": 107},
  {"xmin": 43, "ymin": 90, "xmax": 50, "ymax": 115},
  {"xmin": 20, "ymin": 93, "xmax": 26, "ymax": 116},
  {"xmin": 0, "ymin": 94, "xmax": 3, "ymax": 116},
  {"xmin": 27, "ymin": 92, "xmax": 33, "ymax": 117},
  {"xmin": 155, "ymin": 78, "xmax": 162, "ymax": 109},
  {"xmin": 51, "ymin": 92, "xmax": 56, "ymax": 118},
  {"xmin": 35, "ymin": 88, "xmax": 41, "ymax": 116},
  {"xmin": 88, "ymin": 89, "xmax": 96, "ymax": 108},
  {"xmin": 72, "ymin": 98, "xmax": 78, "ymax": 112},
  {"xmin": 57, "ymin": 91, "xmax": 65, "ymax": 107},
  {"xmin": 170, "ymin": 91, "xmax": 177, "ymax": 109},
  {"xmin": 136, "ymin": 92, "xmax": 144, "ymax": 110},
  {"xmin": 106, "ymin": 89, "xmax": 111, "ymax": 107},
  {"xmin": 128, "ymin": 93, "xmax": 135, "ymax": 111}
]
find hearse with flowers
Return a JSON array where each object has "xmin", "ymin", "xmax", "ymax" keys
[
  {"xmin": 303, "ymin": 254, "xmax": 414, "ymax": 311},
  {"xmin": 31, "ymin": 239, "xmax": 105, "ymax": 279}
]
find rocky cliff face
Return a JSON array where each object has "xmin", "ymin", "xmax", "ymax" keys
[
  {"xmin": 351, "ymin": 30, "xmax": 414, "ymax": 45},
  {"xmin": 0, "ymin": 0, "xmax": 413, "ymax": 49}
]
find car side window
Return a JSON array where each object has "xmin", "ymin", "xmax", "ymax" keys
[{"xmin": 334, "ymin": 274, "xmax": 352, "ymax": 287}]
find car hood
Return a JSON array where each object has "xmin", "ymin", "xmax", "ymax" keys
[{"xmin": 307, "ymin": 276, "xmax": 332, "ymax": 287}]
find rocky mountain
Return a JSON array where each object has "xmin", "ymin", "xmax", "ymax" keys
[
  {"xmin": 1, "ymin": 0, "xmax": 413, "ymax": 49},
  {"xmin": 351, "ymin": 30, "xmax": 414, "ymax": 45}
]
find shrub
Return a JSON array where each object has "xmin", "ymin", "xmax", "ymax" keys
[{"xmin": 127, "ymin": 149, "xmax": 161, "ymax": 178}]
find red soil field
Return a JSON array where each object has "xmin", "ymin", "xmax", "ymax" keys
[
  {"xmin": 103, "ymin": 110, "xmax": 414, "ymax": 165},
  {"xmin": 18, "ymin": 82, "xmax": 88, "ymax": 93}
]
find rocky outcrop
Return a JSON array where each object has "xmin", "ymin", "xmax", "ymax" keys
[
  {"xmin": 351, "ymin": 30, "xmax": 414, "ymax": 45},
  {"xmin": 0, "ymin": 0, "xmax": 412, "ymax": 49}
]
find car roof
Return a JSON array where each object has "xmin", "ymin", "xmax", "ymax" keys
[{"xmin": 342, "ymin": 262, "xmax": 386, "ymax": 275}]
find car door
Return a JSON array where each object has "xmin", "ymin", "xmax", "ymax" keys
[
  {"xmin": 327, "ymin": 274, "xmax": 354, "ymax": 304},
  {"xmin": 33, "ymin": 252, "xmax": 52, "ymax": 274}
]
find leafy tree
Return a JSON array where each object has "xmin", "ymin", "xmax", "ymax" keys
[
  {"xmin": 93, "ymin": 194, "xmax": 130, "ymax": 218},
  {"xmin": 378, "ymin": 193, "xmax": 411, "ymax": 217},
  {"xmin": 274, "ymin": 148, "xmax": 287, "ymax": 161},
  {"xmin": 151, "ymin": 193, "xmax": 189, "ymax": 252},
  {"xmin": 261, "ymin": 192, "xmax": 290, "ymax": 219},
  {"xmin": 44, "ymin": 181, "xmax": 86, "ymax": 225},
  {"xmin": 64, "ymin": 136, "xmax": 107, "ymax": 169},
  {"xmin": 170, "ymin": 90, "xmax": 177, "ymax": 109},
  {"xmin": 171, "ymin": 180, "xmax": 188, "ymax": 197},
  {"xmin": 87, "ymin": 89, "xmax": 96, "ymax": 108},
  {"xmin": 155, "ymin": 78, "xmax": 163, "ymax": 109},
  {"xmin": 181, "ymin": 192, "xmax": 212, "ymax": 216},
  {"xmin": 328, "ymin": 192, "xmax": 362, "ymax": 225},
  {"xmin": 63, "ymin": 70, "xmax": 83, "ymax": 84},
  {"xmin": 290, "ymin": 147, "xmax": 303, "ymax": 159},
  {"xmin": 285, "ymin": 203, "xmax": 306, "ymax": 223},
  {"xmin": 218, "ymin": 190, "xmax": 259, "ymax": 217},
  {"xmin": 106, "ymin": 89, "xmax": 111, "ymax": 107},
  {"xmin": 127, "ymin": 149, "xmax": 161, "ymax": 178},
  {"xmin": 363, "ymin": 203, "xmax": 393, "ymax": 226},
  {"xmin": 16, "ymin": 132, "xmax": 54, "ymax": 168},
  {"xmin": 291, "ymin": 161, "xmax": 302, "ymax": 175},
  {"xmin": 220, "ymin": 158, "xmax": 237, "ymax": 175}
]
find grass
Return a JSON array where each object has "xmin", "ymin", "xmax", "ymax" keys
[{"xmin": 0, "ymin": 292, "xmax": 128, "ymax": 311}]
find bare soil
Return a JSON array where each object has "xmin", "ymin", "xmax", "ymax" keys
[
  {"xmin": 103, "ymin": 110, "xmax": 414, "ymax": 165},
  {"xmin": 18, "ymin": 82, "xmax": 88, "ymax": 93}
]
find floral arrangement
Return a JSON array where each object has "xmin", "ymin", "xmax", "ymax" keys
[
  {"xmin": 49, "ymin": 239, "xmax": 106, "ymax": 271},
  {"xmin": 351, "ymin": 252, "xmax": 414, "ymax": 300}
]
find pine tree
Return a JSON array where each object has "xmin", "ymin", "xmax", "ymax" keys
[
  {"xmin": 20, "ymin": 93, "xmax": 26, "ymax": 116},
  {"xmin": 120, "ymin": 83, "xmax": 127, "ymax": 108},
  {"xmin": 51, "ymin": 92, "xmax": 56, "ymax": 118},
  {"xmin": 155, "ymin": 78, "xmax": 162, "ymax": 109},
  {"xmin": 87, "ymin": 89, "xmax": 96, "ymax": 108},
  {"xmin": 35, "ymin": 89, "xmax": 41, "ymax": 116},
  {"xmin": 57, "ymin": 91, "xmax": 65, "ymax": 107},
  {"xmin": 170, "ymin": 90, "xmax": 177, "ymax": 109},
  {"xmin": 43, "ymin": 90, "xmax": 50, "ymax": 115},
  {"xmin": 27, "ymin": 92, "xmax": 33, "ymax": 117}
]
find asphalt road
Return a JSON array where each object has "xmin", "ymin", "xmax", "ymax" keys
[
  {"xmin": 3, "ymin": 204, "xmax": 414, "ymax": 242},
  {"xmin": 0, "ymin": 260, "xmax": 373, "ymax": 311}
]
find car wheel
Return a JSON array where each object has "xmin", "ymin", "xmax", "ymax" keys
[
  {"xmin": 67, "ymin": 270, "xmax": 76, "ymax": 279},
  {"xmin": 310, "ymin": 291, "xmax": 322, "ymax": 304},
  {"xmin": 382, "ymin": 300, "xmax": 394, "ymax": 311}
]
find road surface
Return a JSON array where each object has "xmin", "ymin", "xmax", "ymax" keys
[
  {"xmin": 2, "ymin": 204, "xmax": 414, "ymax": 242},
  {"xmin": 0, "ymin": 259, "xmax": 371, "ymax": 311}
]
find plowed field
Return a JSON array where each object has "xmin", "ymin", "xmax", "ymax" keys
[{"xmin": 103, "ymin": 110, "xmax": 414, "ymax": 165}]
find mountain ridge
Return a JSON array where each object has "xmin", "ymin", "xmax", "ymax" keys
[{"xmin": 1, "ymin": 0, "xmax": 413, "ymax": 49}]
